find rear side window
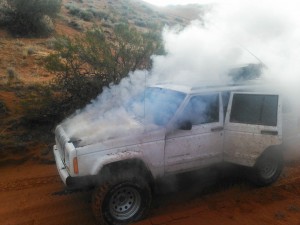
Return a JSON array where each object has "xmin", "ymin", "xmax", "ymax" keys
[{"xmin": 230, "ymin": 94, "xmax": 278, "ymax": 126}]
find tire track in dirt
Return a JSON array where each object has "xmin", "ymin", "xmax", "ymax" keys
[
  {"xmin": 0, "ymin": 175, "xmax": 60, "ymax": 192},
  {"xmin": 2, "ymin": 161, "xmax": 300, "ymax": 225}
]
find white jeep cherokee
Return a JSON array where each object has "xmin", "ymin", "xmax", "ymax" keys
[{"xmin": 53, "ymin": 82, "xmax": 299, "ymax": 225}]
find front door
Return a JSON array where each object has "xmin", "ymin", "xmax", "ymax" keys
[
  {"xmin": 224, "ymin": 92, "xmax": 282, "ymax": 167},
  {"xmin": 164, "ymin": 93, "xmax": 224, "ymax": 174}
]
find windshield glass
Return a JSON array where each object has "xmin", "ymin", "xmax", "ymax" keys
[{"xmin": 127, "ymin": 87, "xmax": 186, "ymax": 126}]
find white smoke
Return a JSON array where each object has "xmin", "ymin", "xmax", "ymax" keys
[
  {"xmin": 62, "ymin": 70, "xmax": 148, "ymax": 145},
  {"xmin": 212, "ymin": 0, "xmax": 300, "ymax": 85},
  {"xmin": 62, "ymin": 0, "xmax": 300, "ymax": 145},
  {"xmin": 149, "ymin": 21, "xmax": 243, "ymax": 85}
]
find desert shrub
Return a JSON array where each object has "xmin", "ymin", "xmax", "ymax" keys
[
  {"xmin": 147, "ymin": 21, "xmax": 162, "ymax": 30},
  {"xmin": 67, "ymin": 5, "xmax": 94, "ymax": 21},
  {"xmin": 44, "ymin": 24, "xmax": 164, "ymax": 116},
  {"xmin": 6, "ymin": 67, "xmax": 18, "ymax": 83},
  {"xmin": 102, "ymin": 21, "xmax": 114, "ymax": 28},
  {"xmin": 134, "ymin": 19, "xmax": 147, "ymax": 28},
  {"xmin": 92, "ymin": 10, "xmax": 109, "ymax": 20},
  {"xmin": 68, "ymin": 20, "xmax": 83, "ymax": 31},
  {"xmin": 0, "ymin": 0, "xmax": 61, "ymax": 37},
  {"xmin": 22, "ymin": 46, "xmax": 36, "ymax": 58},
  {"xmin": 79, "ymin": 10, "xmax": 93, "ymax": 21},
  {"xmin": 26, "ymin": 46, "xmax": 36, "ymax": 55},
  {"xmin": 14, "ymin": 39, "xmax": 24, "ymax": 46},
  {"xmin": 141, "ymin": 5, "xmax": 153, "ymax": 14},
  {"xmin": 64, "ymin": 3, "xmax": 72, "ymax": 10},
  {"xmin": 45, "ymin": 37, "xmax": 58, "ymax": 49},
  {"xmin": 68, "ymin": 4, "xmax": 81, "ymax": 16}
]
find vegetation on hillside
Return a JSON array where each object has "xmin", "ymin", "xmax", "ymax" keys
[
  {"xmin": 0, "ymin": 0, "xmax": 198, "ymax": 159},
  {"xmin": 63, "ymin": 0, "xmax": 192, "ymax": 32},
  {"xmin": 22, "ymin": 23, "xmax": 164, "ymax": 124},
  {"xmin": 0, "ymin": 0, "xmax": 61, "ymax": 37}
]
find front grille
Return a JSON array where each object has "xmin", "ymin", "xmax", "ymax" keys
[
  {"xmin": 56, "ymin": 137, "xmax": 64, "ymax": 161},
  {"xmin": 55, "ymin": 126, "xmax": 69, "ymax": 162}
]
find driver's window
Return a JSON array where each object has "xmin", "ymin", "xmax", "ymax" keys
[{"xmin": 180, "ymin": 94, "xmax": 219, "ymax": 126}]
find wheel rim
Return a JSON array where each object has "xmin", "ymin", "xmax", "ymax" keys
[
  {"xmin": 109, "ymin": 186, "xmax": 141, "ymax": 221},
  {"xmin": 258, "ymin": 157, "xmax": 278, "ymax": 179}
]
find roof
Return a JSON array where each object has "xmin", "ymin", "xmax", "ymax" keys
[
  {"xmin": 151, "ymin": 79, "xmax": 266, "ymax": 95},
  {"xmin": 150, "ymin": 63, "xmax": 266, "ymax": 94}
]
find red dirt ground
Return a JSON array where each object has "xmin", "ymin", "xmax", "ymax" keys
[{"xmin": 1, "ymin": 150, "xmax": 300, "ymax": 225}]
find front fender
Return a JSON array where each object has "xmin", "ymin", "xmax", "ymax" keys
[{"xmin": 92, "ymin": 151, "xmax": 143, "ymax": 175}]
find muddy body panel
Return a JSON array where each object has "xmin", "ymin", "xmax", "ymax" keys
[{"xmin": 54, "ymin": 84, "xmax": 299, "ymax": 190}]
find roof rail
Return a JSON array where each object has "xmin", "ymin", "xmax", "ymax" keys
[{"xmin": 190, "ymin": 79, "xmax": 264, "ymax": 91}]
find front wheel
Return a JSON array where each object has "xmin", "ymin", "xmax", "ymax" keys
[
  {"xmin": 248, "ymin": 149, "xmax": 283, "ymax": 187},
  {"xmin": 92, "ymin": 176, "xmax": 151, "ymax": 225}
]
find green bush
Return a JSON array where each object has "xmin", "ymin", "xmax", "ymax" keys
[
  {"xmin": 44, "ymin": 24, "xmax": 164, "ymax": 116},
  {"xmin": 134, "ymin": 19, "xmax": 147, "ymax": 28},
  {"xmin": 67, "ymin": 4, "xmax": 94, "ymax": 21},
  {"xmin": 92, "ymin": 10, "xmax": 109, "ymax": 20},
  {"xmin": 79, "ymin": 10, "xmax": 93, "ymax": 21},
  {"xmin": 68, "ymin": 20, "xmax": 83, "ymax": 31},
  {"xmin": 0, "ymin": 0, "xmax": 61, "ymax": 37},
  {"xmin": 19, "ymin": 24, "xmax": 164, "ymax": 123},
  {"xmin": 68, "ymin": 4, "xmax": 81, "ymax": 16},
  {"xmin": 6, "ymin": 67, "xmax": 19, "ymax": 84}
]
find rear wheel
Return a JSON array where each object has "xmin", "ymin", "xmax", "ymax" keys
[
  {"xmin": 92, "ymin": 176, "xmax": 151, "ymax": 225},
  {"xmin": 249, "ymin": 149, "xmax": 283, "ymax": 186}
]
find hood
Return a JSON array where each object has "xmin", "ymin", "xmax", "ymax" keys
[{"xmin": 62, "ymin": 110, "xmax": 164, "ymax": 148}]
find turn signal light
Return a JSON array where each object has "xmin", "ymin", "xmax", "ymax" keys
[{"xmin": 73, "ymin": 157, "xmax": 79, "ymax": 174}]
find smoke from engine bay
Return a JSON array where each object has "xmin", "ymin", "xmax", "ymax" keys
[{"xmin": 62, "ymin": 0, "xmax": 300, "ymax": 146}]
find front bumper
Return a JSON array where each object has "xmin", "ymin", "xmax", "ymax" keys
[{"xmin": 53, "ymin": 145, "xmax": 96, "ymax": 189}]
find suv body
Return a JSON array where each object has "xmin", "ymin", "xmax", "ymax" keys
[{"xmin": 53, "ymin": 82, "xmax": 299, "ymax": 224}]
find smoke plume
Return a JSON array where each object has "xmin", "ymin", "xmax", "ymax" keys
[{"xmin": 61, "ymin": 0, "xmax": 300, "ymax": 145}]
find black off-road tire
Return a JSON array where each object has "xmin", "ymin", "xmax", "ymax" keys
[
  {"xmin": 248, "ymin": 149, "xmax": 283, "ymax": 187},
  {"xmin": 92, "ymin": 176, "xmax": 151, "ymax": 225}
]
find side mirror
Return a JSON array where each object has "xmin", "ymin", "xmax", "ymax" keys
[{"xmin": 179, "ymin": 121, "xmax": 192, "ymax": 130}]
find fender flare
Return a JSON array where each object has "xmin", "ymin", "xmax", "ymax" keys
[{"xmin": 92, "ymin": 151, "xmax": 154, "ymax": 184}]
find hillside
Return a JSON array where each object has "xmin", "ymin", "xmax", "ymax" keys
[
  {"xmin": 0, "ymin": 0, "xmax": 205, "ymax": 85},
  {"xmin": 0, "ymin": 0, "xmax": 205, "ymax": 163}
]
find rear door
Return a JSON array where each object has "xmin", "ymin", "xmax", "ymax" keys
[{"xmin": 224, "ymin": 92, "xmax": 282, "ymax": 167}]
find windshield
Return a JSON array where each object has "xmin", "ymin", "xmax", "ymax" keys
[{"xmin": 127, "ymin": 87, "xmax": 186, "ymax": 126}]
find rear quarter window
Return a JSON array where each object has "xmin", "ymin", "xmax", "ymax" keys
[{"xmin": 230, "ymin": 94, "xmax": 278, "ymax": 126}]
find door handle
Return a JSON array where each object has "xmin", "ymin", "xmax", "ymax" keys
[
  {"xmin": 261, "ymin": 130, "xmax": 278, "ymax": 135},
  {"xmin": 211, "ymin": 126, "xmax": 224, "ymax": 132}
]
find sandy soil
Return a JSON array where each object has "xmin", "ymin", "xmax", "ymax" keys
[
  {"xmin": 0, "ymin": 161, "xmax": 96, "ymax": 225},
  {"xmin": 1, "ymin": 156, "xmax": 300, "ymax": 225}
]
